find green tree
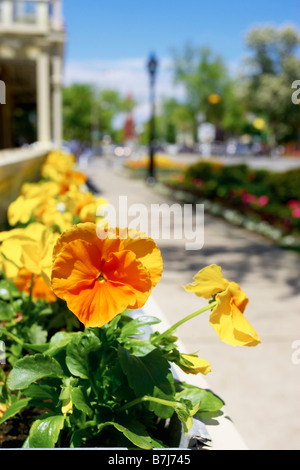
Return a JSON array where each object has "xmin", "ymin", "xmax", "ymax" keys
[
  {"xmin": 63, "ymin": 84, "xmax": 94, "ymax": 142},
  {"xmin": 221, "ymin": 78, "xmax": 256, "ymax": 138},
  {"xmin": 160, "ymin": 98, "xmax": 194, "ymax": 143},
  {"xmin": 171, "ymin": 45, "xmax": 231, "ymax": 138},
  {"xmin": 62, "ymin": 84, "xmax": 133, "ymax": 143},
  {"xmin": 244, "ymin": 24, "xmax": 300, "ymax": 144}
]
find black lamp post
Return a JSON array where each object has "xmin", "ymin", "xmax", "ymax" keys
[{"xmin": 147, "ymin": 53, "xmax": 158, "ymax": 184}]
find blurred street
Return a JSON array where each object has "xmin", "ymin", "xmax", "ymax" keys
[{"xmin": 84, "ymin": 155, "xmax": 300, "ymax": 451}]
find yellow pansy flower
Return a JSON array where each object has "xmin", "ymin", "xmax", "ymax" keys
[
  {"xmin": 183, "ymin": 265, "xmax": 260, "ymax": 347},
  {"xmin": 0, "ymin": 403, "xmax": 8, "ymax": 419},
  {"xmin": 7, "ymin": 195, "xmax": 40, "ymax": 227},
  {"xmin": 33, "ymin": 197, "xmax": 73, "ymax": 232},
  {"xmin": 79, "ymin": 197, "xmax": 108, "ymax": 223},
  {"xmin": 178, "ymin": 354, "xmax": 212, "ymax": 375},
  {"xmin": 61, "ymin": 398, "xmax": 73, "ymax": 416},
  {"xmin": 0, "ymin": 227, "xmax": 39, "ymax": 279},
  {"xmin": 41, "ymin": 163, "xmax": 87, "ymax": 189},
  {"xmin": 20, "ymin": 181, "xmax": 61, "ymax": 199},
  {"xmin": 0, "ymin": 223, "xmax": 59, "ymax": 286},
  {"xmin": 45, "ymin": 150, "xmax": 76, "ymax": 171}
]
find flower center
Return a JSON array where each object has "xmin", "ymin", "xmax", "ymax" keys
[{"xmin": 98, "ymin": 273, "xmax": 106, "ymax": 283}]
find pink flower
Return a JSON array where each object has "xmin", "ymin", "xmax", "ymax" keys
[
  {"xmin": 241, "ymin": 192, "xmax": 256, "ymax": 204},
  {"xmin": 257, "ymin": 196, "xmax": 269, "ymax": 207},
  {"xmin": 292, "ymin": 207, "xmax": 300, "ymax": 218},
  {"xmin": 288, "ymin": 200, "xmax": 300, "ymax": 209}
]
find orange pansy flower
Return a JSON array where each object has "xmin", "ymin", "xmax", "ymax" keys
[
  {"xmin": 51, "ymin": 223, "xmax": 163, "ymax": 328},
  {"xmin": 14, "ymin": 268, "xmax": 57, "ymax": 303}
]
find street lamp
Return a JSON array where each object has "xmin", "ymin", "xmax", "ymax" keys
[{"xmin": 147, "ymin": 53, "xmax": 158, "ymax": 184}]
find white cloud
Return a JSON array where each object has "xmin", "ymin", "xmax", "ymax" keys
[{"xmin": 63, "ymin": 57, "xmax": 186, "ymax": 124}]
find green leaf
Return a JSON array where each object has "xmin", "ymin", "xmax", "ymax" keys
[
  {"xmin": 71, "ymin": 386, "xmax": 93, "ymax": 416},
  {"xmin": 0, "ymin": 365, "xmax": 6, "ymax": 382},
  {"xmin": 124, "ymin": 338, "xmax": 156, "ymax": 356},
  {"xmin": 176, "ymin": 383, "xmax": 224, "ymax": 413},
  {"xmin": 118, "ymin": 347, "xmax": 172, "ymax": 397},
  {"xmin": 0, "ymin": 280, "xmax": 12, "ymax": 301},
  {"xmin": 7, "ymin": 354, "xmax": 64, "ymax": 390},
  {"xmin": 37, "ymin": 306, "xmax": 53, "ymax": 316},
  {"xmin": 23, "ymin": 384, "xmax": 57, "ymax": 401},
  {"xmin": 28, "ymin": 324, "xmax": 48, "ymax": 345},
  {"xmin": 27, "ymin": 415, "xmax": 65, "ymax": 448},
  {"xmin": 0, "ymin": 398, "xmax": 31, "ymax": 425},
  {"xmin": 66, "ymin": 331, "xmax": 101, "ymax": 379},
  {"xmin": 147, "ymin": 376, "xmax": 176, "ymax": 419},
  {"xmin": 99, "ymin": 420, "xmax": 153, "ymax": 450},
  {"xmin": 0, "ymin": 279, "xmax": 21, "ymax": 300},
  {"xmin": 197, "ymin": 389, "xmax": 224, "ymax": 413},
  {"xmin": 120, "ymin": 315, "xmax": 161, "ymax": 340},
  {"xmin": 0, "ymin": 300, "xmax": 15, "ymax": 321},
  {"xmin": 174, "ymin": 404, "xmax": 193, "ymax": 435},
  {"xmin": 44, "ymin": 331, "xmax": 75, "ymax": 357}
]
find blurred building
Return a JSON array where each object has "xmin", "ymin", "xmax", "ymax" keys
[{"xmin": 0, "ymin": 0, "xmax": 65, "ymax": 149}]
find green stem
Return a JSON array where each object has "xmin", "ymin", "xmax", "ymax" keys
[
  {"xmin": 0, "ymin": 327, "xmax": 45, "ymax": 353},
  {"xmin": 119, "ymin": 395, "xmax": 184, "ymax": 413},
  {"xmin": 151, "ymin": 301, "xmax": 217, "ymax": 345},
  {"xmin": 0, "ymin": 327, "xmax": 24, "ymax": 346},
  {"xmin": 29, "ymin": 273, "xmax": 34, "ymax": 304}
]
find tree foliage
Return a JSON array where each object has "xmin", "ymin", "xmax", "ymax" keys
[
  {"xmin": 243, "ymin": 24, "xmax": 300, "ymax": 143},
  {"xmin": 62, "ymin": 84, "xmax": 132, "ymax": 143},
  {"xmin": 171, "ymin": 45, "xmax": 230, "ymax": 128},
  {"xmin": 159, "ymin": 25, "xmax": 300, "ymax": 145}
]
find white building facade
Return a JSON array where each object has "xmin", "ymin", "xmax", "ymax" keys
[{"xmin": 0, "ymin": 0, "xmax": 65, "ymax": 149}]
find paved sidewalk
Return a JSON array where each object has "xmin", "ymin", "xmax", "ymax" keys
[{"xmin": 84, "ymin": 157, "xmax": 300, "ymax": 450}]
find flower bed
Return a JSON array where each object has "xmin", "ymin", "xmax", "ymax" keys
[
  {"xmin": 162, "ymin": 160, "xmax": 300, "ymax": 249},
  {"xmin": 123, "ymin": 154, "xmax": 187, "ymax": 179},
  {"xmin": 0, "ymin": 151, "xmax": 260, "ymax": 449}
]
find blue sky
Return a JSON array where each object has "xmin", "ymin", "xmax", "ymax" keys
[{"xmin": 62, "ymin": 0, "xmax": 300, "ymax": 122}]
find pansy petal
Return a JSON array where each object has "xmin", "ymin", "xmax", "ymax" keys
[
  {"xmin": 179, "ymin": 354, "xmax": 212, "ymax": 375},
  {"xmin": 14, "ymin": 268, "xmax": 57, "ymax": 303},
  {"xmin": 210, "ymin": 285, "xmax": 260, "ymax": 347},
  {"xmin": 104, "ymin": 250, "xmax": 153, "ymax": 308},
  {"xmin": 229, "ymin": 282, "xmax": 249, "ymax": 313},
  {"xmin": 120, "ymin": 229, "xmax": 163, "ymax": 287},
  {"xmin": 183, "ymin": 264, "xmax": 230, "ymax": 299},
  {"xmin": 64, "ymin": 280, "xmax": 136, "ymax": 328},
  {"xmin": 52, "ymin": 223, "xmax": 100, "ymax": 259},
  {"xmin": 51, "ymin": 240, "xmax": 102, "ymax": 296},
  {"xmin": 53, "ymin": 223, "xmax": 121, "ymax": 261}
]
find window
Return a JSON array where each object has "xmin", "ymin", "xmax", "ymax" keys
[{"xmin": 13, "ymin": 1, "xmax": 37, "ymax": 24}]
